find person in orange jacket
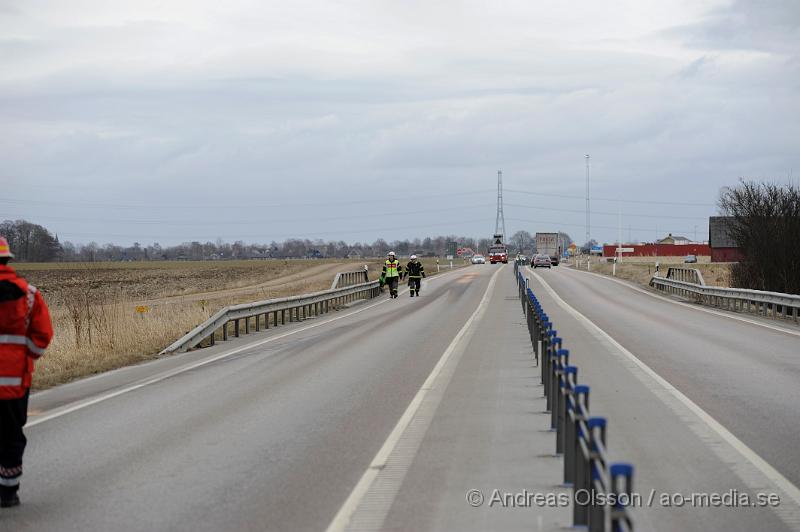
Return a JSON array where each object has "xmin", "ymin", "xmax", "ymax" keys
[{"xmin": 0, "ymin": 237, "xmax": 53, "ymax": 508}]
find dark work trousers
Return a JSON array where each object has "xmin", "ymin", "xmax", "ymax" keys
[
  {"xmin": 386, "ymin": 276, "xmax": 399, "ymax": 297},
  {"xmin": 408, "ymin": 277, "xmax": 422, "ymax": 296},
  {"xmin": 0, "ymin": 390, "xmax": 28, "ymax": 499}
]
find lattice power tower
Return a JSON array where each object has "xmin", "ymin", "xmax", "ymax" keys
[{"xmin": 495, "ymin": 170, "xmax": 506, "ymax": 239}]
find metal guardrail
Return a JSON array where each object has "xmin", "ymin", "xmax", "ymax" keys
[
  {"xmin": 665, "ymin": 266, "xmax": 705, "ymax": 286},
  {"xmin": 650, "ymin": 276, "xmax": 800, "ymax": 322},
  {"xmin": 515, "ymin": 263, "xmax": 634, "ymax": 531},
  {"xmin": 161, "ymin": 275, "xmax": 380, "ymax": 355},
  {"xmin": 331, "ymin": 267, "xmax": 370, "ymax": 289}
]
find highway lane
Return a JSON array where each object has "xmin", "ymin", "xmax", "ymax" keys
[
  {"xmin": 5, "ymin": 266, "xmax": 497, "ymax": 532},
  {"xmin": 526, "ymin": 265, "xmax": 800, "ymax": 531}
]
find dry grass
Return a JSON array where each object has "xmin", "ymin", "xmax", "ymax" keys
[
  {"xmin": 18, "ymin": 258, "xmax": 460, "ymax": 390},
  {"xmin": 569, "ymin": 256, "xmax": 732, "ymax": 287}
]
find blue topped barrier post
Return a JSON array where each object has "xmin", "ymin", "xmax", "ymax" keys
[
  {"xmin": 567, "ymin": 384, "xmax": 589, "ymax": 487},
  {"xmin": 552, "ymin": 348, "xmax": 569, "ymax": 430},
  {"xmin": 558, "ymin": 365, "xmax": 577, "ymax": 454},
  {"xmin": 610, "ymin": 463, "xmax": 634, "ymax": 532}
]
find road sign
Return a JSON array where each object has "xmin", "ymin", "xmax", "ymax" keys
[
  {"xmin": 616, "ymin": 247, "xmax": 634, "ymax": 253},
  {"xmin": 135, "ymin": 305, "xmax": 149, "ymax": 315},
  {"xmin": 447, "ymin": 241, "xmax": 457, "ymax": 257},
  {"xmin": 456, "ymin": 248, "xmax": 463, "ymax": 256},
  {"xmin": 446, "ymin": 255, "xmax": 454, "ymax": 260}
]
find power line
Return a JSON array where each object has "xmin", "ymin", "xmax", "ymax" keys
[
  {"xmin": 505, "ymin": 188, "xmax": 716, "ymax": 207},
  {"xmin": 0, "ymin": 189, "xmax": 494, "ymax": 210},
  {"xmin": 2, "ymin": 203, "xmax": 495, "ymax": 226},
  {"xmin": 506, "ymin": 217, "xmax": 707, "ymax": 238},
  {"xmin": 503, "ymin": 202, "xmax": 709, "ymax": 221},
  {"xmin": 46, "ymin": 219, "xmax": 497, "ymax": 242}
]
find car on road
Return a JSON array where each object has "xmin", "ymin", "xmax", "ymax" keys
[
  {"xmin": 684, "ymin": 254, "xmax": 698, "ymax": 264},
  {"xmin": 532, "ymin": 254, "xmax": 551, "ymax": 268},
  {"xmin": 471, "ymin": 254, "xmax": 486, "ymax": 264},
  {"xmin": 517, "ymin": 255, "xmax": 528, "ymax": 265}
]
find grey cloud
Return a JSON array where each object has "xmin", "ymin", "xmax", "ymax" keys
[
  {"xmin": 2, "ymin": 1, "xmax": 799, "ymax": 246},
  {"xmin": 663, "ymin": 0, "xmax": 800, "ymax": 54}
]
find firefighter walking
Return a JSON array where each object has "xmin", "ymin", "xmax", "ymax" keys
[
  {"xmin": 381, "ymin": 251, "xmax": 403, "ymax": 299},
  {"xmin": 0, "ymin": 237, "xmax": 53, "ymax": 508},
  {"xmin": 404, "ymin": 255, "xmax": 425, "ymax": 297}
]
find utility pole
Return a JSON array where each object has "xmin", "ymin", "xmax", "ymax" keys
[
  {"xmin": 585, "ymin": 154, "xmax": 590, "ymax": 245},
  {"xmin": 495, "ymin": 170, "xmax": 506, "ymax": 239}
]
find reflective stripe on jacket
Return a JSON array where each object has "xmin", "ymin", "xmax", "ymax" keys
[
  {"xmin": 406, "ymin": 261, "xmax": 425, "ymax": 279},
  {"xmin": 382, "ymin": 260, "xmax": 401, "ymax": 278},
  {"xmin": 0, "ymin": 265, "xmax": 53, "ymax": 399}
]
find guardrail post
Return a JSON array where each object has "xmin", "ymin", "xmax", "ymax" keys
[
  {"xmin": 588, "ymin": 417, "xmax": 608, "ymax": 532},
  {"xmin": 234, "ymin": 319, "xmax": 240, "ymax": 337},
  {"xmin": 552, "ymin": 349, "xmax": 568, "ymax": 431},
  {"xmin": 223, "ymin": 322, "xmax": 228, "ymax": 341},
  {"xmin": 610, "ymin": 463, "xmax": 634, "ymax": 532},
  {"xmin": 544, "ymin": 331, "xmax": 557, "ymax": 404},
  {"xmin": 245, "ymin": 317, "xmax": 250, "ymax": 334},
  {"xmin": 558, "ymin": 365, "xmax": 577, "ymax": 455},
  {"xmin": 568, "ymin": 385, "xmax": 589, "ymax": 489},
  {"xmin": 541, "ymin": 323, "xmax": 552, "ymax": 386}
]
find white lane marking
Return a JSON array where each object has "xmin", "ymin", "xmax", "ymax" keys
[
  {"xmin": 560, "ymin": 265, "xmax": 800, "ymax": 338},
  {"xmin": 325, "ymin": 266, "xmax": 503, "ymax": 532},
  {"xmin": 28, "ymin": 267, "xmax": 471, "ymax": 427},
  {"xmin": 530, "ymin": 267, "xmax": 800, "ymax": 512}
]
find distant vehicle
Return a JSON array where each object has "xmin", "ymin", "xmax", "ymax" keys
[
  {"xmin": 533, "ymin": 254, "xmax": 552, "ymax": 268},
  {"xmin": 471, "ymin": 254, "xmax": 486, "ymax": 264},
  {"xmin": 517, "ymin": 255, "xmax": 528, "ymax": 265},
  {"xmin": 684, "ymin": 254, "xmax": 698, "ymax": 264},
  {"xmin": 535, "ymin": 232, "xmax": 562, "ymax": 266},
  {"xmin": 488, "ymin": 233, "xmax": 508, "ymax": 264}
]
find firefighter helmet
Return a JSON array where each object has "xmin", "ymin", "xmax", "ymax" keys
[
  {"xmin": 0, "ymin": 237, "xmax": 13, "ymax": 258},
  {"xmin": 410, "ymin": 254, "xmax": 417, "ymax": 260}
]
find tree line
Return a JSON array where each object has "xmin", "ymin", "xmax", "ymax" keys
[{"xmin": 0, "ymin": 219, "xmax": 570, "ymax": 262}]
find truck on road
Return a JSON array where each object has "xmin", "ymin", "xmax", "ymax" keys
[
  {"xmin": 535, "ymin": 232, "xmax": 562, "ymax": 266},
  {"xmin": 487, "ymin": 234, "xmax": 508, "ymax": 264}
]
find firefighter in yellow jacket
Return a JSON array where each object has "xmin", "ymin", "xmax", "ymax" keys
[{"xmin": 381, "ymin": 251, "xmax": 403, "ymax": 299}]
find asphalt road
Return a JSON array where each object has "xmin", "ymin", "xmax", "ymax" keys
[
  {"xmin": 526, "ymin": 264, "xmax": 800, "ymax": 531},
  {"xmin": 5, "ymin": 262, "xmax": 800, "ymax": 531},
  {"xmin": 6, "ymin": 265, "xmax": 515, "ymax": 532}
]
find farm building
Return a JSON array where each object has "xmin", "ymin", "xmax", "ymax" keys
[
  {"xmin": 709, "ymin": 216, "xmax": 745, "ymax": 262},
  {"xmin": 657, "ymin": 233, "xmax": 691, "ymax": 245},
  {"xmin": 602, "ymin": 243, "xmax": 711, "ymax": 258}
]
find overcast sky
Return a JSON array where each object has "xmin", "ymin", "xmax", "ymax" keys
[{"xmin": 2, "ymin": 0, "xmax": 798, "ymax": 247}]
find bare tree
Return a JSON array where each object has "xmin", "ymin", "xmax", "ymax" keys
[{"xmin": 718, "ymin": 180, "xmax": 800, "ymax": 294}]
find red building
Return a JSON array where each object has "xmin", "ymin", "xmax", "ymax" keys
[
  {"xmin": 709, "ymin": 216, "xmax": 745, "ymax": 262},
  {"xmin": 602, "ymin": 243, "xmax": 711, "ymax": 258}
]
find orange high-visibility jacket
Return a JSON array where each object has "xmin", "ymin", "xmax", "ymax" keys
[{"xmin": 0, "ymin": 265, "xmax": 53, "ymax": 399}]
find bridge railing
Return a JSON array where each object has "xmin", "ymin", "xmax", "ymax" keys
[
  {"xmin": 515, "ymin": 265, "xmax": 635, "ymax": 531},
  {"xmin": 650, "ymin": 276, "xmax": 800, "ymax": 323},
  {"xmin": 331, "ymin": 267, "xmax": 370, "ymax": 289},
  {"xmin": 665, "ymin": 266, "xmax": 705, "ymax": 285},
  {"xmin": 161, "ymin": 276, "xmax": 380, "ymax": 355}
]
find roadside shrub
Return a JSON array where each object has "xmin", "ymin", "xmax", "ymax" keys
[{"xmin": 718, "ymin": 180, "xmax": 800, "ymax": 295}]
